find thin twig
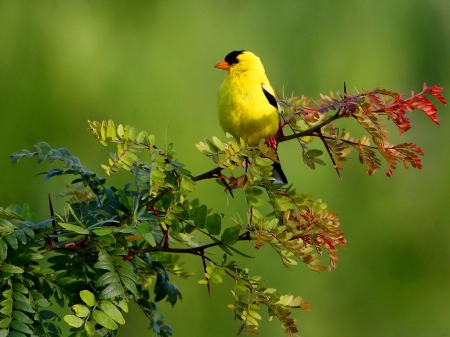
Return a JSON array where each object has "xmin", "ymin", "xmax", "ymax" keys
[
  {"xmin": 277, "ymin": 112, "xmax": 342, "ymax": 143},
  {"xmin": 128, "ymin": 234, "xmax": 253, "ymax": 256}
]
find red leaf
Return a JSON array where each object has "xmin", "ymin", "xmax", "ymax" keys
[{"xmin": 424, "ymin": 83, "xmax": 447, "ymax": 105}]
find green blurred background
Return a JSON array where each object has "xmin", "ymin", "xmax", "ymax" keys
[{"xmin": 1, "ymin": 1, "xmax": 449, "ymax": 336}]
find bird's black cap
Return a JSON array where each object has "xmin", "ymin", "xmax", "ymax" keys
[{"xmin": 224, "ymin": 50, "xmax": 245, "ymax": 65}]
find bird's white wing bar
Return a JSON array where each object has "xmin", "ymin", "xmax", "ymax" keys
[{"xmin": 261, "ymin": 83, "xmax": 278, "ymax": 109}]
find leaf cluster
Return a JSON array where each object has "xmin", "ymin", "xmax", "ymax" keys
[
  {"xmin": 1, "ymin": 82, "xmax": 445, "ymax": 337},
  {"xmin": 4, "ymin": 122, "xmax": 328, "ymax": 336},
  {"xmin": 277, "ymin": 83, "xmax": 446, "ymax": 177},
  {"xmin": 196, "ymin": 136, "xmax": 346, "ymax": 277}
]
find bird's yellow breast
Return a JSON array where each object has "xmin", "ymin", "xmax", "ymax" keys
[{"xmin": 217, "ymin": 74, "xmax": 279, "ymax": 146}]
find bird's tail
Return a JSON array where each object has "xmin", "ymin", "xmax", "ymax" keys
[{"xmin": 272, "ymin": 161, "xmax": 288, "ymax": 184}]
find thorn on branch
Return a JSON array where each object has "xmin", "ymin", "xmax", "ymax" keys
[
  {"xmin": 192, "ymin": 166, "xmax": 223, "ymax": 181},
  {"xmin": 238, "ymin": 231, "xmax": 252, "ymax": 241},
  {"xmin": 193, "ymin": 166, "xmax": 234, "ymax": 197},
  {"xmin": 199, "ymin": 249, "xmax": 211, "ymax": 296},
  {"xmin": 48, "ymin": 193, "xmax": 57, "ymax": 232}
]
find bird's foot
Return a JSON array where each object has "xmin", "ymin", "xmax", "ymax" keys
[{"xmin": 268, "ymin": 135, "xmax": 277, "ymax": 150}]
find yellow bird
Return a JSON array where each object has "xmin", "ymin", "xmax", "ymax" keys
[{"xmin": 215, "ymin": 50, "xmax": 287, "ymax": 184}]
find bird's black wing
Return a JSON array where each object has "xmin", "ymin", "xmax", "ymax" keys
[{"xmin": 261, "ymin": 85, "xmax": 278, "ymax": 109}]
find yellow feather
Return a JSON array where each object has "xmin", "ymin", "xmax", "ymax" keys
[
  {"xmin": 217, "ymin": 51, "xmax": 279, "ymax": 146},
  {"xmin": 215, "ymin": 51, "xmax": 287, "ymax": 184}
]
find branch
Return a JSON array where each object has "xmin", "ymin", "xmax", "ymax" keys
[
  {"xmin": 193, "ymin": 166, "xmax": 235, "ymax": 196},
  {"xmin": 277, "ymin": 111, "xmax": 342, "ymax": 143},
  {"xmin": 192, "ymin": 166, "xmax": 223, "ymax": 181},
  {"xmin": 127, "ymin": 233, "xmax": 253, "ymax": 257}
]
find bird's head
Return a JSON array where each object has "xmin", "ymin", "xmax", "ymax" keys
[{"xmin": 215, "ymin": 50, "xmax": 264, "ymax": 75}]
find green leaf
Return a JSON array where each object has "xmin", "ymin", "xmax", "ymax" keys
[
  {"xmin": 255, "ymin": 157, "xmax": 273, "ymax": 166},
  {"xmin": 13, "ymin": 229, "xmax": 26, "ymax": 245},
  {"xmin": 120, "ymin": 276, "xmax": 138, "ymax": 298},
  {"xmin": 180, "ymin": 176, "xmax": 196, "ymax": 194},
  {"xmin": 92, "ymin": 310, "xmax": 118, "ymax": 330},
  {"xmin": 84, "ymin": 321, "xmax": 95, "ymax": 336},
  {"xmin": 0, "ymin": 299, "xmax": 12, "ymax": 316},
  {"xmin": 194, "ymin": 205, "xmax": 207, "ymax": 228},
  {"xmin": 12, "ymin": 292, "xmax": 28, "ymax": 303},
  {"xmin": 94, "ymin": 259, "xmax": 115, "ymax": 271},
  {"xmin": 59, "ymin": 223, "xmax": 89, "ymax": 235},
  {"xmin": 38, "ymin": 310, "xmax": 58, "ymax": 320},
  {"xmin": 151, "ymin": 167, "xmax": 165, "ymax": 180},
  {"xmin": 211, "ymin": 271, "xmax": 223, "ymax": 284},
  {"xmin": 127, "ymin": 126, "xmax": 137, "ymax": 141},
  {"xmin": 96, "ymin": 271, "xmax": 120, "ymax": 287},
  {"xmin": 247, "ymin": 195, "xmax": 265, "ymax": 207},
  {"xmin": 11, "ymin": 311, "xmax": 33, "ymax": 324},
  {"xmin": 29, "ymin": 289, "xmax": 44, "ymax": 300},
  {"xmin": 136, "ymin": 222, "xmax": 154, "ymax": 235},
  {"xmin": 147, "ymin": 134, "xmax": 156, "ymax": 146},
  {"xmin": 80, "ymin": 290, "xmax": 96, "ymax": 307},
  {"xmin": 72, "ymin": 304, "xmax": 90, "ymax": 318},
  {"xmin": 264, "ymin": 218, "xmax": 279, "ymax": 230},
  {"xmin": 246, "ymin": 187, "xmax": 263, "ymax": 197},
  {"xmin": 245, "ymin": 314, "xmax": 259, "ymax": 326},
  {"xmin": 3, "ymin": 233, "xmax": 18, "ymax": 250},
  {"xmin": 137, "ymin": 223, "xmax": 156, "ymax": 246},
  {"xmin": 0, "ymin": 239, "xmax": 7, "ymax": 260},
  {"xmin": 100, "ymin": 300, "xmax": 125, "ymax": 325},
  {"xmin": 212, "ymin": 136, "xmax": 226, "ymax": 151},
  {"xmin": 98, "ymin": 234, "xmax": 116, "ymax": 244},
  {"xmin": 7, "ymin": 331, "xmax": 26, "ymax": 337},
  {"xmin": 136, "ymin": 131, "xmax": 146, "ymax": 143},
  {"xmin": 204, "ymin": 138, "xmax": 219, "ymax": 153},
  {"xmin": 0, "ymin": 218, "xmax": 15, "ymax": 232},
  {"xmin": 221, "ymin": 227, "xmax": 240, "ymax": 245},
  {"xmin": 67, "ymin": 205, "xmax": 87, "ymax": 227},
  {"xmin": 99, "ymin": 282, "xmax": 124, "ymax": 299},
  {"xmin": 3, "ymin": 288, "xmax": 13, "ymax": 298},
  {"xmin": 248, "ymin": 309, "xmax": 262, "ymax": 320},
  {"xmin": 0, "ymin": 318, "xmax": 8, "ymax": 329},
  {"xmin": 273, "ymin": 194, "xmax": 294, "ymax": 211},
  {"xmin": 19, "ymin": 204, "xmax": 32, "ymax": 221},
  {"xmin": 35, "ymin": 298, "xmax": 51, "ymax": 307},
  {"xmin": 63, "ymin": 314, "xmax": 84, "ymax": 328},
  {"xmin": 10, "ymin": 320, "xmax": 32, "ymax": 334},
  {"xmin": 12, "ymin": 284, "xmax": 28, "ymax": 294},
  {"xmin": 94, "ymin": 251, "xmax": 114, "ymax": 271},
  {"xmin": 92, "ymin": 227, "xmax": 115, "ymax": 236},
  {"xmin": 118, "ymin": 225, "xmax": 134, "ymax": 234},
  {"xmin": 312, "ymin": 157, "xmax": 326, "ymax": 166},
  {"xmin": 1, "ymin": 264, "xmax": 23, "ymax": 274},
  {"xmin": 12, "ymin": 301, "xmax": 34, "ymax": 313},
  {"xmin": 170, "ymin": 217, "xmax": 181, "ymax": 232},
  {"xmin": 206, "ymin": 214, "xmax": 222, "ymax": 235},
  {"xmin": 116, "ymin": 264, "xmax": 137, "ymax": 282},
  {"xmin": 115, "ymin": 298, "xmax": 129, "ymax": 313},
  {"xmin": 306, "ymin": 149, "xmax": 323, "ymax": 158},
  {"xmin": 117, "ymin": 124, "xmax": 124, "ymax": 138},
  {"xmin": 106, "ymin": 120, "xmax": 117, "ymax": 140},
  {"xmin": 11, "ymin": 154, "xmax": 22, "ymax": 164}
]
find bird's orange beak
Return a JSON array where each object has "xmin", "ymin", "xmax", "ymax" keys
[{"xmin": 215, "ymin": 60, "xmax": 230, "ymax": 70}]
